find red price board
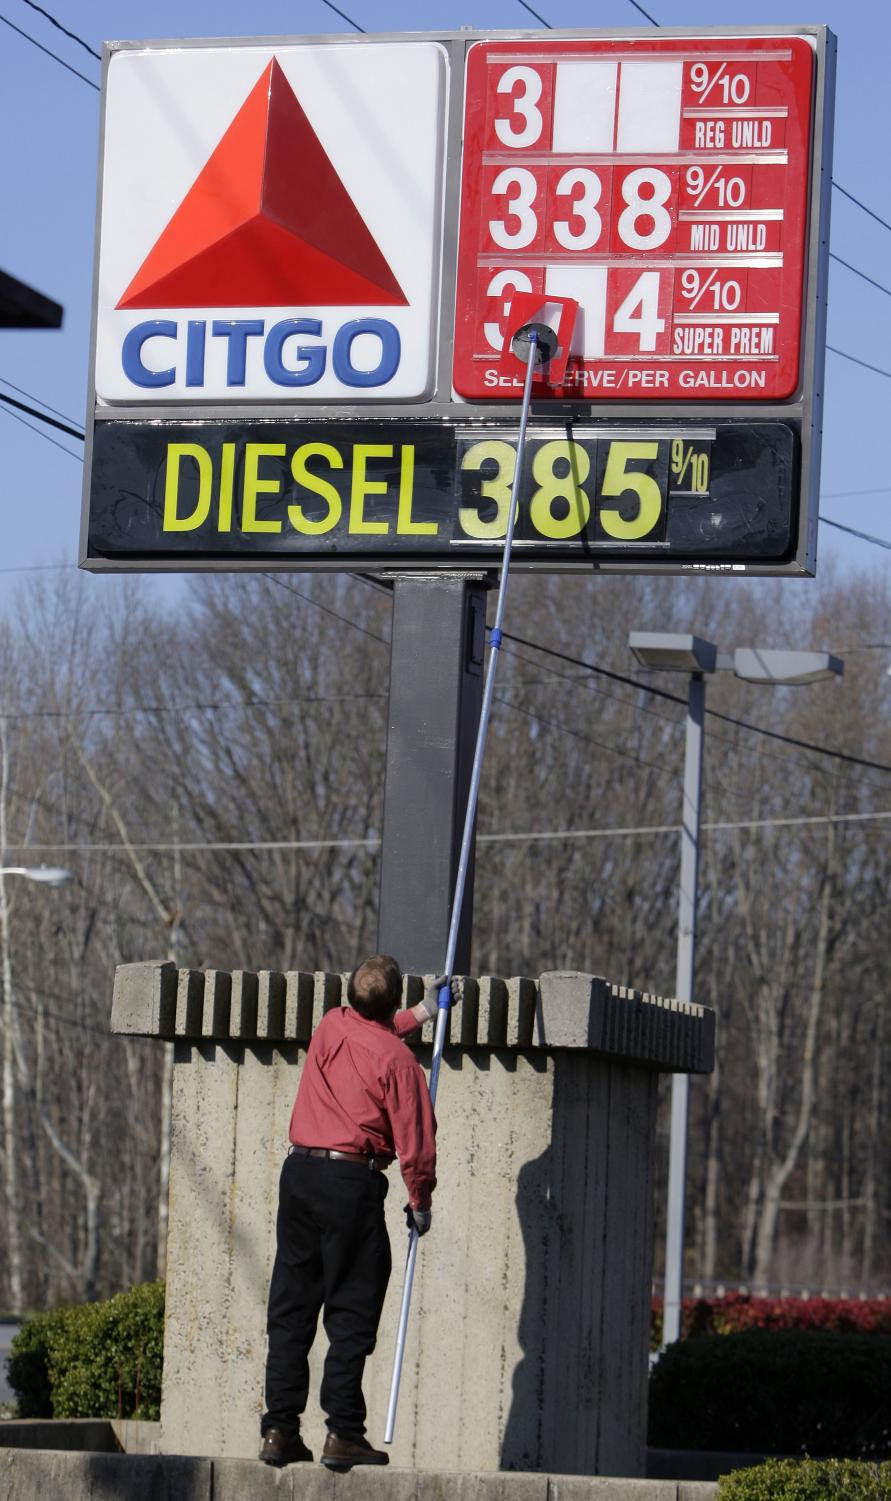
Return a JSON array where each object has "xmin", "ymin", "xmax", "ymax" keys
[{"xmin": 453, "ymin": 36, "xmax": 814, "ymax": 402}]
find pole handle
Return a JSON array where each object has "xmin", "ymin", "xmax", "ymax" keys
[{"xmin": 383, "ymin": 330, "xmax": 542, "ymax": 1443}]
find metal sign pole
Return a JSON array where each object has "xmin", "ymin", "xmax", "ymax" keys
[
  {"xmin": 662, "ymin": 670, "xmax": 705, "ymax": 1348},
  {"xmin": 384, "ymin": 330, "xmax": 541, "ymax": 1445}
]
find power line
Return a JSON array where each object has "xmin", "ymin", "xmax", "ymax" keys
[
  {"xmin": 833, "ymin": 644, "xmax": 891, "ymax": 653},
  {"xmin": 6, "ymin": 993, "xmax": 109, "ymax": 1038},
  {"xmin": 828, "ymin": 345, "xmax": 891, "ymax": 382},
  {"xmin": 0, "ymin": 689, "xmax": 386, "ymax": 722},
  {"xmin": 502, "ymin": 681, "xmax": 759, "ymax": 809},
  {"xmin": 494, "ymin": 694, "xmax": 678, "ymax": 779},
  {"xmin": 501, "ymin": 631, "xmax": 891, "ymax": 776},
  {"xmin": 499, "ymin": 637, "xmax": 891, "ymax": 798},
  {"xmin": 820, "ymin": 516, "xmax": 891, "ymax": 551},
  {"xmin": 832, "ymin": 181, "xmax": 891, "ymax": 237},
  {"xmin": 0, "ymin": 376, "xmax": 82, "ymax": 429},
  {"xmin": 0, "ymin": 397, "xmax": 83, "ymax": 464},
  {"xmin": 0, "ymin": 389, "xmax": 85, "ymax": 441},
  {"xmin": 706, "ymin": 702, "xmax": 891, "ymax": 775},
  {"xmin": 0, "ymin": 10, "xmax": 98, "ymax": 89},
  {"xmin": 516, "ymin": 0, "xmax": 552, "ymax": 26},
  {"xmin": 830, "ymin": 252, "xmax": 891, "ymax": 301},
  {"xmin": 0, "ymin": 837, "xmax": 377, "ymax": 853},
  {"xmin": 5, "ymin": 803, "xmax": 891, "ymax": 856},
  {"xmin": 0, "ymin": 563, "xmax": 72, "ymax": 576},
  {"xmin": 262, "ymin": 573, "xmax": 389, "ymax": 645},
  {"xmin": 19, "ymin": 0, "xmax": 99, "ymax": 61},
  {"xmin": 504, "ymin": 630, "xmax": 685, "ymax": 706},
  {"xmin": 318, "ymin": 0, "xmax": 364, "ymax": 32},
  {"xmin": 626, "ymin": 0, "xmax": 659, "ymax": 23},
  {"xmin": 485, "ymin": 808, "xmax": 891, "ymax": 841},
  {"xmin": 822, "ymin": 486, "xmax": 891, "ymax": 500}
]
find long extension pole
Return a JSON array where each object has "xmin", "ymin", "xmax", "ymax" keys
[{"xmin": 384, "ymin": 333, "xmax": 541, "ymax": 1444}]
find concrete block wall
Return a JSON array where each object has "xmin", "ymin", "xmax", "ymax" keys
[{"xmin": 111, "ymin": 965, "xmax": 714, "ymax": 1478}]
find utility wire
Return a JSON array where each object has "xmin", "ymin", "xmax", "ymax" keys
[
  {"xmin": 0, "ymin": 563, "xmax": 73, "ymax": 575},
  {"xmin": 516, "ymin": 0, "xmax": 552, "ymax": 26},
  {"xmin": 0, "ymin": 376, "xmax": 82, "ymax": 429},
  {"xmin": 319, "ymin": 0, "xmax": 364, "ymax": 32},
  {"xmin": 504, "ymin": 631, "xmax": 685, "ymax": 706},
  {"xmin": 6, "ymin": 804, "xmax": 891, "ymax": 856},
  {"xmin": 830, "ymin": 252, "xmax": 891, "ymax": 301},
  {"xmin": 262, "ymin": 573, "xmax": 389, "ymax": 645},
  {"xmin": 499, "ymin": 638, "xmax": 891, "ymax": 797},
  {"xmin": 6, "ymin": 993, "xmax": 109, "ymax": 1038},
  {"xmin": 626, "ymin": 0, "xmax": 659, "ymax": 23},
  {"xmin": 19, "ymin": 0, "xmax": 100, "ymax": 60},
  {"xmin": 0, "ymin": 10, "xmax": 98, "ymax": 89},
  {"xmin": 0, "ymin": 398, "xmax": 83, "ymax": 463},
  {"xmin": 0, "ymin": 389, "xmax": 85, "ymax": 441},
  {"xmin": 495, "ymin": 694, "xmax": 678, "ymax": 779},
  {"xmin": 822, "ymin": 486, "xmax": 891, "ymax": 500},
  {"xmin": 501, "ymin": 631, "xmax": 891, "ymax": 776},
  {"xmin": 833, "ymin": 643, "xmax": 891, "ymax": 653},
  {"xmin": 0, "ymin": 690, "xmax": 387, "ymax": 722},
  {"xmin": 832, "ymin": 181, "xmax": 891, "ymax": 237},
  {"xmin": 828, "ymin": 345, "xmax": 891, "ymax": 382},
  {"xmin": 820, "ymin": 517, "xmax": 891, "ymax": 551},
  {"xmin": 484, "ymin": 808, "xmax": 891, "ymax": 841}
]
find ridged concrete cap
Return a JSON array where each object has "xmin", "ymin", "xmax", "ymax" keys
[{"xmin": 111, "ymin": 962, "xmax": 714, "ymax": 1074}]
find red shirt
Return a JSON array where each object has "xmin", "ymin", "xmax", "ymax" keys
[{"xmin": 289, "ymin": 1006, "xmax": 437, "ymax": 1210}]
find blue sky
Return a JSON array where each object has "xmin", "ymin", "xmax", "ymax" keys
[{"xmin": 1, "ymin": 0, "xmax": 889, "ymax": 608}]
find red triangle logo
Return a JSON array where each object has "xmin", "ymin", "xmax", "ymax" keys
[{"xmin": 116, "ymin": 59, "xmax": 407, "ymax": 310}]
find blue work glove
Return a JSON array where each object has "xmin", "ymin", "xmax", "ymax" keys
[
  {"xmin": 404, "ymin": 1204, "xmax": 432, "ymax": 1236},
  {"xmin": 420, "ymin": 974, "xmax": 461, "ymax": 1019}
]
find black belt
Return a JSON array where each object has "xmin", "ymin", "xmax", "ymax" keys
[{"xmin": 290, "ymin": 1145, "xmax": 388, "ymax": 1172}]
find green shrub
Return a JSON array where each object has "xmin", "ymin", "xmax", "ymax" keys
[
  {"xmin": 718, "ymin": 1458, "xmax": 891, "ymax": 1499},
  {"xmin": 7, "ymin": 1282, "xmax": 165, "ymax": 1421},
  {"xmin": 648, "ymin": 1332, "xmax": 891, "ymax": 1458},
  {"xmin": 6, "ymin": 1308, "xmax": 70, "ymax": 1418}
]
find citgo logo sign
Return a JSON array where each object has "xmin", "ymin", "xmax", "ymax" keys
[{"xmin": 94, "ymin": 44, "xmax": 447, "ymax": 403}]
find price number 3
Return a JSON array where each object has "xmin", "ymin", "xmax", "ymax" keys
[
  {"xmin": 458, "ymin": 439, "xmax": 669, "ymax": 542},
  {"xmin": 488, "ymin": 165, "xmax": 674, "ymax": 255}
]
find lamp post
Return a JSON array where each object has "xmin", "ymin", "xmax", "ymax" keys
[
  {"xmin": 0, "ymin": 862, "xmax": 73, "ymax": 1312},
  {"xmin": 0, "ymin": 866, "xmax": 73, "ymax": 886},
  {"xmin": 628, "ymin": 633, "xmax": 843, "ymax": 1349}
]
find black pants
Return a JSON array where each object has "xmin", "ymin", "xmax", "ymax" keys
[{"xmin": 262, "ymin": 1153, "xmax": 391, "ymax": 1442}]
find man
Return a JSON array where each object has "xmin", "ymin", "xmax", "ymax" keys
[{"xmin": 260, "ymin": 954, "xmax": 454, "ymax": 1470}]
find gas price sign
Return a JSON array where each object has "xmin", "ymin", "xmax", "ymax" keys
[
  {"xmin": 81, "ymin": 27, "xmax": 833, "ymax": 578},
  {"xmin": 454, "ymin": 35, "xmax": 815, "ymax": 401}
]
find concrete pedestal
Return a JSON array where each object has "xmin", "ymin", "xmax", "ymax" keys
[{"xmin": 112, "ymin": 965, "xmax": 714, "ymax": 1477}]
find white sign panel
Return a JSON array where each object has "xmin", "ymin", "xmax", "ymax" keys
[{"xmin": 95, "ymin": 43, "xmax": 447, "ymax": 403}]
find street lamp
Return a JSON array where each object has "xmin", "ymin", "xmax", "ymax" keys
[
  {"xmin": 0, "ymin": 859, "xmax": 73, "ymax": 1313},
  {"xmin": 628, "ymin": 631, "xmax": 843, "ymax": 1349},
  {"xmin": 0, "ymin": 866, "xmax": 73, "ymax": 887}
]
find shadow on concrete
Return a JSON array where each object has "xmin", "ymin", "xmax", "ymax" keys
[
  {"xmin": 499, "ymin": 1143, "xmax": 558, "ymax": 1472},
  {"xmin": 83, "ymin": 1452, "xmax": 212, "ymax": 1498}
]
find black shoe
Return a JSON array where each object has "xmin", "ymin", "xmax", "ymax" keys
[
  {"xmin": 320, "ymin": 1432, "xmax": 389, "ymax": 1470},
  {"xmin": 259, "ymin": 1427, "xmax": 314, "ymax": 1466}
]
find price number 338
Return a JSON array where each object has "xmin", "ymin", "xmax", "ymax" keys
[{"xmin": 458, "ymin": 438, "xmax": 669, "ymax": 542}]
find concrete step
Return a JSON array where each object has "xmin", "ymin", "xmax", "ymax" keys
[{"xmin": 0, "ymin": 1450, "xmax": 718, "ymax": 1500}]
